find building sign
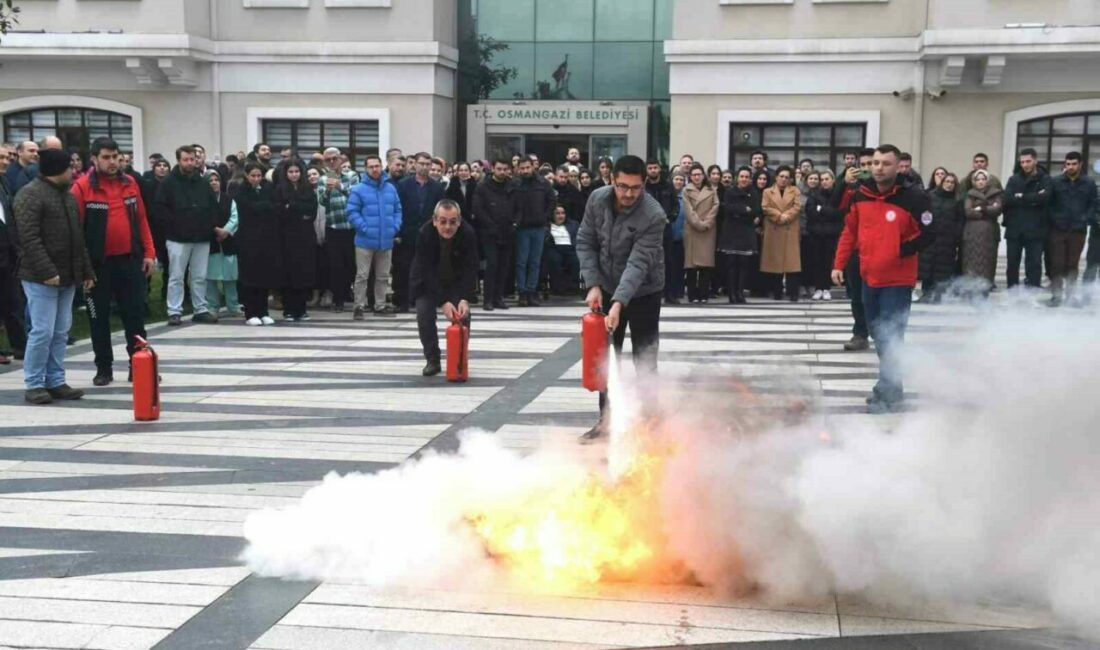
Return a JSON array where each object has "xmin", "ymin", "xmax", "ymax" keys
[{"xmin": 471, "ymin": 104, "xmax": 644, "ymax": 127}]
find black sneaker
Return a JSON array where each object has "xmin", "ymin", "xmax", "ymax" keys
[
  {"xmin": 518, "ymin": 295, "xmax": 529, "ymax": 307},
  {"xmin": 168, "ymin": 314, "xmax": 182, "ymax": 326},
  {"xmin": 579, "ymin": 425, "xmax": 605, "ymax": 443},
  {"xmin": 422, "ymin": 359, "xmax": 442, "ymax": 377},
  {"xmin": 93, "ymin": 370, "xmax": 113, "ymax": 387},
  {"xmin": 482, "ymin": 302, "xmax": 495, "ymax": 312},
  {"xmin": 353, "ymin": 306, "xmax": 365, "ymax": 321},
  {"xmin": 527, "ymin": 292, "xmax": 541, "ymax": 307},
  {"xmin": 24, "ymin": 388, "xmax": 52, "ymax": 405},
  {"xmin": 492, "ymin": 300, "xmax": 509, "ymax": 311},
  {"xmin": 373, "ymin": 307, "xmax": 396, "ymax": 318},
  {"xmin": 46, "ymin": 384, "xmax": 84, "ymax": 400}
]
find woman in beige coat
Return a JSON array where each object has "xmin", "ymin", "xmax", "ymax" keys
[
  {"xmin": 761, "ymin": 165, "xmax": 802, "ymax": 301},
  {"xmin": 682, "ymin": 163, "xmax": 719, "ymax": 303}
]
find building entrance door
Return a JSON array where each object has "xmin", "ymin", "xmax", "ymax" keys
[{"xmin": 525, "ymin": 134, "xmax": 586, "ymax": 168}]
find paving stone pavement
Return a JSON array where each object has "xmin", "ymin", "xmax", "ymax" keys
[{"xmin": 0, "ymin": 291, "xmax": 1081, "ymax": 650}]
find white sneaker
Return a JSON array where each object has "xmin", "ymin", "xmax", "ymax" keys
[
  {"xmin": 822, "ymin": 290, "xmax": 832, "ymax": 301},
  {"xmin": 246, "ymin": 317, "xmax": 262, "ymax": 326},
  {"xmin": 260, "ymin": 316, "xmax": 276, "ymax": 326},
  {"xmin": 812, "ymin": 290, "xmax": 823, "ymax": 301}
]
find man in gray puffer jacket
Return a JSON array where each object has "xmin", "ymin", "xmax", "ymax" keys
[{"xmin": 576, "ymin": 155, "xmax": 666, "ymax": 441}]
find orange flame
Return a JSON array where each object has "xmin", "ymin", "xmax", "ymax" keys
[{"xmin": 466, "ymin": 449, "xmax": 668, "ymax": 590}]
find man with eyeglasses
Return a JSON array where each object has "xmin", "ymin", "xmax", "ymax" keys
[
  {"xmin": 576, "ymin": 155, "xmax": 667, "ymax": 441},
  {"xmin": 319, "ymin": 147, "xmax": 361, "ymax": 312},
  {"xmin": 409, "ymin": 199, "xmax": 478, "ymax": 377}
]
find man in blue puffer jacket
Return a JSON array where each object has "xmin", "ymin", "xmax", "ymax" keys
[{"xmin": 347, "ymin": 154, "xmax": 403, "ymax": 319}]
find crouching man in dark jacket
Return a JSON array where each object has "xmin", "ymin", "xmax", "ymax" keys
[
  {"xmin": 410, "ymin": 199, "xmax": 479, "ymax": 377},
  {"xmin": 576, "ymin": 155, "xmax": 666, "ymax": 441}
]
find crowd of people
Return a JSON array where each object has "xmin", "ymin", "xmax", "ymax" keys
[{"xmin": 0, "ymin": 132, "xmax": 1096, "ymax": 408}]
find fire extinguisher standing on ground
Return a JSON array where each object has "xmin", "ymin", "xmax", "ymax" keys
[
  {"xmin": 446, "ymin": 316, "xmax": 470, "ymax": 383},
  {"xmin": 132, "ymin": 336, "xmax": 160, "ymax": 421},
  {"xmin": 581, "ymin": 308, "xmax": 608, "ymax": 392}
]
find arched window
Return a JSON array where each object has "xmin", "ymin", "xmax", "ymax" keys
[
  {"xmin": 2, "ymin": 108, "xmax": 134, "ymax": 156},
  {"xmin": 1016, "ymin": 113, "xmax": 1100, "ymax": 174}
]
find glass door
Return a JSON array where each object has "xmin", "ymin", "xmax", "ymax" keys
[
  {"xmin": 487, "ymin": 134, "xmax": 524, "ymax": 162},
  {"xmin": 589, "ymin": 135, "xmax": 627, "ymax": 167}
]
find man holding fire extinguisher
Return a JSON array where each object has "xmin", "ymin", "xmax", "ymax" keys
[
  {"xmin": 576, "ymin": 155, "xmax": 667, "ymax": 441},
  {"xmin": 409, "ymin": 199, "xmax": 479, "ymax": 377}
]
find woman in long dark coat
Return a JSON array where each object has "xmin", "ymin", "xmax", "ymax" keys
[
  {"xmin": 919, "ymin": 173, "xmax": 965, "ymax": 302},
  {"xmin": 235, "ymin": 162, "xmax": 283, "ymax": 325},
  {"xmin": 804, "ymin": 170, "xmax": 845, "ymax": 300},
  {"xmin": 718, "ymin": 166, "xmax": 758, "ymax": 304},
  {"xmin": 962, "ymin": 169, "xmax": 1003, "ymax": 291},
  {"xmin": 275, "ymin": 159, "xmax": 320, "ymax": 321}
]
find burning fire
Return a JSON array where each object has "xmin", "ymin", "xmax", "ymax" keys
[{"xmin": 466, "ymin": 444, "xmax": 670, "ymax": 590}]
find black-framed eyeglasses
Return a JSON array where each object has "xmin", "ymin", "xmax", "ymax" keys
[{"xmin": 614, "ymin": 183, "xmax": 643, "ymax": 194}]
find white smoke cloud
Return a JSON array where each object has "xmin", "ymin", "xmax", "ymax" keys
[
  {"xmin": 659, "ymin": 284, "xmax": 1100, "ymax": 638},
  {"xmin": 243, "ymin": 285, "xmax": 1100, "ymax": 638}
]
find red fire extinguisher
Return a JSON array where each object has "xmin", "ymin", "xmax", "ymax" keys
[
  {"xmin": 132, "ymin": 336, "xmax": 160, "ymax": 421},
  {"xmin": 446, "ymin": 316, "xmax": 470, "ymax": 383},
  {"xmin": 581, "ymin": 308, "xmax": 608, "ymax": 392}
]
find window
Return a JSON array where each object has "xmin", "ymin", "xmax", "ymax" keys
[
  {"xmin": 728, "ymin": 122, "xmax": 867, "ymax": 171},
  {"xmin": 262, "ymin": 119, "xmax": 379, "ymax": 170},
  {"xmin": 2, "ymin": 108, "xmax": 134, "ymax": 155},
  {"xmin": 1016, "ymin": 113, "xmax": 1100, "ymax": 174}
]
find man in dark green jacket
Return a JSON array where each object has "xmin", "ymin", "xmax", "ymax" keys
[
  {"xmin": 14, "ymin": 149, "xmax": 96, "ymax": 404},
  {"xmin": 1003, "ymin": 148, "xmax": 1052, "ymax": 290},
  {"xmin": 156, "ymin": 145, "xmax": 219, "ymax": 325}
]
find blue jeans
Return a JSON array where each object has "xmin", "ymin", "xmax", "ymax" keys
[
  {"xmin": 863, "ymin": 284, "xmax": 912, "ymax": 404},
  {"xmin": 514, "ymin": 227, "xmax": 545, "ymax": 294},
  {"xmin": 22, "ymin": 281, "xmax": 76, "ymax": 390}
]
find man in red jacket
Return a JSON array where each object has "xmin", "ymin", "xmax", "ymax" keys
[
  {"xmin": 832, "ymin": 145, "xmax": 933, "ymax": 414},
  {"xmin": 71, "ymin": 137, "xmax": 156, "ymax": 386}
]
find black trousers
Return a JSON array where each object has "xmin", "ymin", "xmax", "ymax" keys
[
  {"xmin": 392, "ymin": 239, "xmax": 416, "ymax": 310},
  {"xmin": 598, "ymin": 290, "xmax": 661, "ymax": 414},
  {"xmin": 416, "ymin": 295, "xmax": 471, "ymax": 362},
  {"xmin": 769, "ymin": 272, "xmax": 800, "ymax": 299},
  {"xmin": 241, "ymin": 285, "xmax": 269, "ymax": 319},
  {"xmin": 87, "ymin": 255, "xmax": 146, "ymax": 372},
  {"xmin": 543, "ymin": 244, "xmax": 579, "ymax": 294},
  {"xmin": 482, "ymin": 239, "xmax": 512, "ymax": 305},
  {"xmin": 0, "ymin": 267, "xmax": 26, "ymax": 354},
  {"xmin": 324, "ymin": 228, "xmax": 355, "ymax": 305},
  {"xmin": 685, "ymin": 268, "xmax": 713, "ymax": 302},
  {"xmin": 846, "ymin": 253, "xmax": 868, "ymax": 339},
  {"xmin": 804, "ymin": 233, "xmax": 839, "ymax": 291},
  {"xmin": 282, "ymin": 287, "xmax": 309, "ymax": 318},
  {"xmin": 722, "ymin": 253, "xmax": 753, "ymax": 301},
  {"xmin": 1006, "ymin": 237, "xmax": 1044, "ymax": 288},
  {"xmin": 663, "ymin": 238, "xmax": 685, "ymax": 300}
]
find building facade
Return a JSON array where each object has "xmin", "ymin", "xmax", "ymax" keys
[
  {"xmin": 0, "ymin": 0, "xmax": 458, "ymax": 166},
  {"xmin": 457, "ymin": 0, "xmax": 672, "ymax": 167},
  {"xmin": 666, "ymin": 0, "xmax": 1100, "ymax": 181}
]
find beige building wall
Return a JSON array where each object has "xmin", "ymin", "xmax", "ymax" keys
[
  {"xmin": 0, "ymin": 0, "xmax": 459, "ymax": 162},
  {"xmin": 667, "ymin": 0, "xmax": 1100, "ymax": 179},
  {"xmin": 670, "ymin": 94, "xmax": 907, "ymax": 165},
  {"xmin": 927, "ymin": 0, "xmax": 1100, "ymax": 29},
  {"xmin": 673, "ymin": 0, "xmax": 926, "ymax": 40}
]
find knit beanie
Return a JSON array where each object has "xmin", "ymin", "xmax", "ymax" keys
[{"xmin": 39, "ymin": 149, "xmax": 70, "ymax": 178}]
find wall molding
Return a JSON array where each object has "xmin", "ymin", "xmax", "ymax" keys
[
  {"xmin": 1001, "ymin": 98, "xmax": 1100, "ymax": 180},
  {"xmin": 245, "ymin": 107, "xmax": 390, "ymax": 156},
  {"xmin": 714, "ymin": 109, "xmax": 880, "ymax": 169},
  {"xmin": 0, "ymin": 95, "xmax": 144, "ymax": 162}
]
